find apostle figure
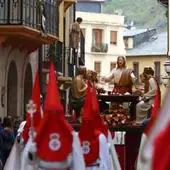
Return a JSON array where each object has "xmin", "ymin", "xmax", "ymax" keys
[
  {"xmin": 79, "ymin": 83, "xmax": 111, "ymax": 170},
  {"xmin": 70, "ymin": 17, "xmax": 83, "ymax": 50},
  {"xmin": 70, "ymin": 17, "xmax": 83, "ymax": 65},
  {"xmin": 70, "ymin": 66, "xmax": 87, "ymax": 121},
  {"xmin": 135, "ymin": 67, "xmax": 161, "ymax": 125},
  {"xmin": 102, "ymin": 56, "xmax": 137, "ymax": 94},
  {"xmin": 36, "ymin": 0, "xmax": 46, "ymax": 33},
  {"xmin": 29, "ymin": 63, "xmax": 85, "ymax": 170}
]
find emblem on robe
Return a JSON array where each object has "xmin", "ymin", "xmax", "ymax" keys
[
  {"xmin": 49, "ymin": 133, "xmax": 61, "ymax": 151},
  {"xmin": 82, "ymin": 141, "xmax": 91, "ymax": 154}
]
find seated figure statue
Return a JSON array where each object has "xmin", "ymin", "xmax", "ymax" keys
[{"xmin": 70, "ymin": 66, "xmax": 87, "ymax": 120}]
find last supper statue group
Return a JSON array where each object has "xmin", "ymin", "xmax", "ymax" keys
[{"xmin": 69, "ymin": 56, "xmax": 160, "ymax": 127}]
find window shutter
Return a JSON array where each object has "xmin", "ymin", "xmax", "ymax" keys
[
  {"xmin": 154, "ymin": 61, "xmax": 161, "ymax": 84},
  {"xmin": 94, "ymin": 61, "xmax": 101, "ymax": 73},
  {"xmin": 110, "ymin": 31, "xmax": 117, "ymax": 44},
  {"xmin": 93, "ymin": 29, "xmax": 102, "ymax": 45}
]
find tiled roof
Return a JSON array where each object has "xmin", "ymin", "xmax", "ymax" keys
[
  {"xmin": 126, "ymin": 32, "xmax": 167, "ymax": 56},
  {"xmin": 77, "ymin": 0, "xmax": 106, "ymax": 2},
  {"xmin": 123, "ymin": 28, "xmax": 155, "ymax": 37}
]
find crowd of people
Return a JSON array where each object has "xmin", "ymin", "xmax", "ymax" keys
[
  {"xmin": 0, "ymin": 55, "xmax": 161, "ymax": 170},
  {"xmin": 0, "ymin": 116, "xmax": 23, "ymax": 169},
  {"xmin": 0, "ymin": 63, "xmax": 122, "ymax": 170}
]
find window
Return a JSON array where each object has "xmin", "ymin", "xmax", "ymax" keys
[
  {"xmin": 110, "ymin": 62, "xmax": 116, "ymax": 71},
  {"xmin": 94, "ymin": 61, "xmax": 101, "ymax": 74},
  {"xmin": 124, "ymin": 38, "xmax": 128, "ymax": 49},
  {"xmin": 92, "ymin": 29, "xmax": 103, "ymax": 45},
  {"xmin": 133, "ymin": 62, "xmax": 139, "ymax": 82},
  {"xmin": 154, "ymin": 61, "xmax": 160, "ymax": 84},
  {"xmin": 110, "ymin": 31, "xmax": 117, "ymax": 45}
]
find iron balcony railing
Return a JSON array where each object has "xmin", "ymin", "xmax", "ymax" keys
[
  {"xmin": 43, "ymin": 41, "xmax": 64, "ymax": 72},
  {"xmin": 79, "ymin": 30, "xmax": 85, "ymax": 65},
  {"xmin": 91, "ymin": 43, "xmax": 108, "ymax": 53},
  {"xmin": 0, "ymin": 0, "xmax": 59, "ymax": 36}
]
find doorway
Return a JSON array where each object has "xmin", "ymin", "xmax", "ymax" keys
[
  {"xmin": 24, "ymin": 63, "xmax": 33, "ymax": 116},
  {"xmin": 7, "ymin": 61, "xmax": 18, "ymax": 117}
]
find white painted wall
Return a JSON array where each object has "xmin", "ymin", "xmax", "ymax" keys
[{"xmin": 76, "ymin": 12, "xmax": 126, "ymax": 76}]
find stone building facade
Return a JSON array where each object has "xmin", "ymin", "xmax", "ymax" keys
[{"xmin": 0, "ymin": 47, "xmax": 38, "ymax": 118}]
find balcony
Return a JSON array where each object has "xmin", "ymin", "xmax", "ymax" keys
[
  {"xmin": 91, "ymin": 43, "xmax": 108, "ymax": 53},
  {"xmin": 42, "ymin": 41, "xmax": 64, "ymax": 71},
  {"xmin": 79, "ymin": 31, "xmax": 85, "ymax": 65},
  {"xmin": 0, "ymin": 0, "xmax": 58, "ymax": 53}
]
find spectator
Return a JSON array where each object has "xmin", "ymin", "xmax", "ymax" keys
[
  {"xmin": 0, "ymin": 116, "xmax": 15, "ymax": 166},
  {"xmin": 13, "ymin": 116, "xmax": 23, "ymax": 137}
]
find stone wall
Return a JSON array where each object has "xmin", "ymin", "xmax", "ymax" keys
[{"xmin": 0, "ymin": 45, "xmax": 38, "ymax": 119}]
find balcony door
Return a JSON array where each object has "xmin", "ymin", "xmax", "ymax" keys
[
  {"xmin": 24, "ymin": 63, "xmax": 33, "ymax": 116},
  {"xmin": 92, "ymin": 29, "xmax": 103, "ymax": 45}
]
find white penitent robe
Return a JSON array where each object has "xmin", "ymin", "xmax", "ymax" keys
[
  {"xmin": 136, "ymin": 133, "xmax": 151, "ymax": 170},
  {"xmin": 86, "ymin": 134, "xmax": 110, "ymax": 170},
  {"xmin": 21, "ymin": 131, "xmax": 86, "ymax": 170},
  {"xmin": 3, "ymin": 140, "xmax": 22, "ymax": 170},
  {"xmin": 108, "ymin": 131, "xmax": 121, "ymax": 170},
  {"xmin": 20, "ymin": 137, "xmax": 37, "ymax": 170},
  {"xmin": 4, "ymin": 121, "xmax": 26, "ymax": 170},
  {"xmin": 71, "ymin": 131, "xmax": 86, "ymax": 170}
]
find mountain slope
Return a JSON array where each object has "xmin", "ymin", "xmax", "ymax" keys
[{"xmin": 103, "ymin": 0, "xmax": 167, "ymax": 31}]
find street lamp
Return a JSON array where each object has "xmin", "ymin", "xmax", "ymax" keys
[
  {"xmin": 162, "ymin": 74, "xmax": 169, "ymax": 87},
  {"xmin": 164, "ymin": 60, "xmax": 170, "ymax": 74},
  {"xmin": 162, "ymin": 60, "xmax": 170, "ymax": 87}
]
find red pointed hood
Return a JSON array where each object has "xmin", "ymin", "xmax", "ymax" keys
[
  {"xmin": 82, "ymin": 84, "xmax": 94, "ymax": 121},
  {"xmin": 22, "ymin": 72, "xmax": 42, "ymax": 143},
  {"xmin": 79, "ymin": 83, "xmax": 100, "ymax": 165},
  {"xmin": 92, "ymin": 86, "xmax": 108, "ymax": 138},
  {"xmin": 35, "ymin": 63, "xmax": 73, "ymax": 163},
  {"xmin": 43, "ymin": 63, "xmax": 63, "ymax": 113}
]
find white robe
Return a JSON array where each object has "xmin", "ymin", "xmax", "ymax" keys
[
  {"xmin": 20, "ymin": 138, "xmax": 37, "ymax": 170},
  {"xmin": 21, "ymin": 131, "xmax": 86, "ymax": 170},
  {"xmin": 3, "ymin": 140, "xmax": 22, "ymax": 170},
  {"xmin": 4, "ymin": 121, "xmax": 26, "ymax": 170},
  {"xmin": 86, "ymin": 134, "xmax": 110, "ymax": 170},
  {"xmin": 108, "ymin": 131, "xmax": 121, "ymax": 170}
]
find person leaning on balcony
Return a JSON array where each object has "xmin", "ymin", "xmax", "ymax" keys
[
  {"xmin": 102, "ymin": 56, "xmax": 137, "ymax": 94},
  {"xmin": 134, "ymin": 67, "xmax": 160, "ymax": 125},
  {"xmin": 70, "ymin": 66, "xmax": 87, "ymax": 121},
  {"xmin": 70, "ymin": 17, "xmax": 83, "ymax": 50}
]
